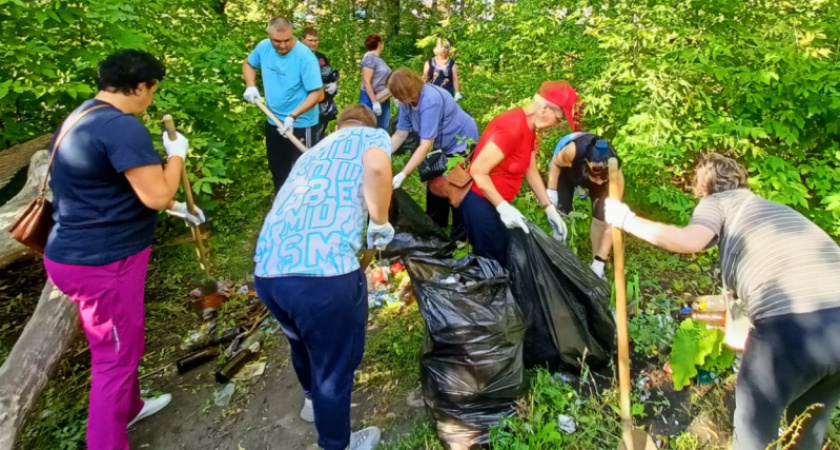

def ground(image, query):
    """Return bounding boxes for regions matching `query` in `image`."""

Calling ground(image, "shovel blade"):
[617,429,656,450]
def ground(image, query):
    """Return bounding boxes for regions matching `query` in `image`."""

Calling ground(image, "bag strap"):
[41,103,109,196]
[553,131,590,157]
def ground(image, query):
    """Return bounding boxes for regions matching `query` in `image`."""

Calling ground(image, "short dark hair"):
[302,27,318,38]
[97,50,165,95]
[364,34,382,51]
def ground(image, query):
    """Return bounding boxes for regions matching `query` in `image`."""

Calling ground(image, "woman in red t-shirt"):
[457,81,579,264]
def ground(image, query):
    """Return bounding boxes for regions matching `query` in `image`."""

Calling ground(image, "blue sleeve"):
[247,40,267,69]
[365,129,392,157]
[418,94,444,141]
[105,116,163,173]
[396,104,411,131]
[300,49,323,92]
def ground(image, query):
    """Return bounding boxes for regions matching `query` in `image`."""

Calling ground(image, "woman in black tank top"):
[422,39,462,101]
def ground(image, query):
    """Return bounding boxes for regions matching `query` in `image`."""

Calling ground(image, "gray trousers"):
[733,306,840,449]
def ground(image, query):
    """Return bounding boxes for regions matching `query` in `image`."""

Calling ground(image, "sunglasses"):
[585,161,609,182]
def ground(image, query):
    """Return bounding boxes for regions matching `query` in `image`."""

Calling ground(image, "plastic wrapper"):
[405,255,525,449]
[382,189,454,258]
[507,222,616,370]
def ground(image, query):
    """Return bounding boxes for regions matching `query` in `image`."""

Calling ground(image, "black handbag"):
[418,150,447,182]
[416,88,450,182]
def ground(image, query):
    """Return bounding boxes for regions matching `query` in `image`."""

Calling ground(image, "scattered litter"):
[553,373,576,384]
[214,382,235,406]
[406,385,425,408]
[663,361,672,375]
[233,360,267,381]
[237,285,250,296]
[558,414,576,434]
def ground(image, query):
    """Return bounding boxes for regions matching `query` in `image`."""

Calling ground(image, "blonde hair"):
[435,38,451,56]
[386,68,425,103]
[337,104,376,128]
[692,153,750,197]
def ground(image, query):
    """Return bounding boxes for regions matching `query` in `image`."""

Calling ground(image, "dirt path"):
[128,337,421,450]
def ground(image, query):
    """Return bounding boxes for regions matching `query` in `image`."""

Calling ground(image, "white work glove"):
[161,132,189,160]
[325,82,337,95]
[280,116,295,135]
[496,201,529,233]
[243,86,261,104]
[604,198,636,230]
[454,92,463,102]
[166,202,206,226]
[372,101,382,116]
[547,189,558,206]
[545,205,568,242]
[367,220,395,250]
[392,173,406,190]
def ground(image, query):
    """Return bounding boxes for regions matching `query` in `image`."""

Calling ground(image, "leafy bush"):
[669,319,735,390]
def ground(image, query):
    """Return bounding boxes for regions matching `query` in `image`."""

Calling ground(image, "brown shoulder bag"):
[8,104,107,254]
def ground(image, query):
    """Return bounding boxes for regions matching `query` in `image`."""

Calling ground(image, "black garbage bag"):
[389,114,420,156]
[382,189,454,258]
[405,255,525,449]
[507,222,616,370]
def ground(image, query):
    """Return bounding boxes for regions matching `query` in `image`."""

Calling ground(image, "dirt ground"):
[128,332,423,450]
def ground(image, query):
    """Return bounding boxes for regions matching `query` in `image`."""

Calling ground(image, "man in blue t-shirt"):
[254,105,394,450]
[242,17,325,194]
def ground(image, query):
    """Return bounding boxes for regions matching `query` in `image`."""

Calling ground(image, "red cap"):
[538,81,579,131]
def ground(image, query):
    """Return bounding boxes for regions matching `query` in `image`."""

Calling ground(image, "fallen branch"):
[0,281,78,450]
[0,150,50,270]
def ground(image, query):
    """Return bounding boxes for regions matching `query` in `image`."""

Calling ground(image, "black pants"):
[457,190,510,265]
[555,167,608,220]
[733,306,840,450]
[265,122,321,194]
[426,183,467,242]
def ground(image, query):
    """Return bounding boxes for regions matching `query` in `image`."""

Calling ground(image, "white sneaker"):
[348,426,381,450]
[300,397,314,423]
[590,259,605,278]
[128,393,172,428]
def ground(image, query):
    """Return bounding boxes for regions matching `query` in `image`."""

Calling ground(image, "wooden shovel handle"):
[253,101,308,153]
[610,157,635,450]
[162,115,210,275]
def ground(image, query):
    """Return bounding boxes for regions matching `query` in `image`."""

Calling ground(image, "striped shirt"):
[689,189,840,321]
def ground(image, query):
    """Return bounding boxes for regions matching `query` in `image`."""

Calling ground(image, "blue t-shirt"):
[45,99,164,266]
[396,84,479,155]
[254,126,392,277]
[247,39,323,128]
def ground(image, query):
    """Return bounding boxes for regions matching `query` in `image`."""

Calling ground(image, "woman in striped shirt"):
[605,153,840,450]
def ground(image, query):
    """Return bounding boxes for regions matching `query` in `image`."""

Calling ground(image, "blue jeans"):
[255,270,368,450]
[359,90,391,131]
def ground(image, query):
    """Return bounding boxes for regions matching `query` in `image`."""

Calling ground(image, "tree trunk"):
[0,282,78,450]
[385,0,400,38]
[0,150,50,269]
[0,134,50,192]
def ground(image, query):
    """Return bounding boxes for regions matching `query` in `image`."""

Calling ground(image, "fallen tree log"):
[0,281,78,450]
[0,150,49,270]
[0,134,51,192]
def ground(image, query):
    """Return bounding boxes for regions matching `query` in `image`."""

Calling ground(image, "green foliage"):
[379,421,444,450]
[669,319,735,391]
[490,369,622,449]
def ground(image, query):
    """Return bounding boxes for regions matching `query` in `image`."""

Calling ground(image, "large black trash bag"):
[382,189,454,258]
[405,255,525,449]
[507,222,616,370]
[389,114,420,155]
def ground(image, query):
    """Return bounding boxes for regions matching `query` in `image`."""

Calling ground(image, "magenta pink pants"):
[44,247,151,450]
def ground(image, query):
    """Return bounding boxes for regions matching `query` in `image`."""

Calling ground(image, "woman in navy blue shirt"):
[43,50,205,450]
